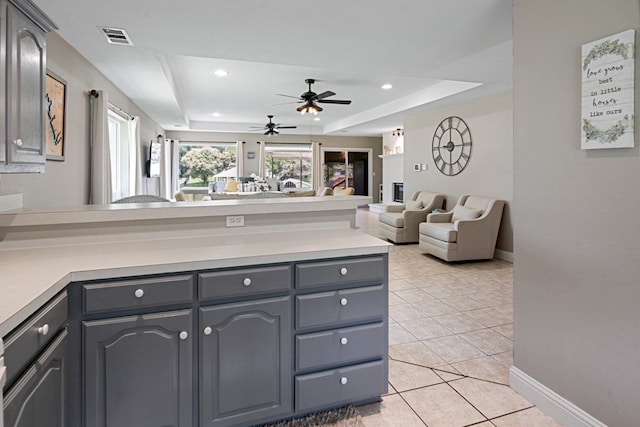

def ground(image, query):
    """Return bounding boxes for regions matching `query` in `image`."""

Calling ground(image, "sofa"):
[378,191,445,243]
[418,195,504,262]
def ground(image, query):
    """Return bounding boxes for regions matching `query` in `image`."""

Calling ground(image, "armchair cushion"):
[405,200,423,210]
[452,205,483,221]
[420,222,457,242]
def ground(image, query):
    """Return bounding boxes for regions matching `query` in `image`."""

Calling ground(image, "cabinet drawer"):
[4,291,67,390]
[83,274,194,314]
[198,265,291,302]
[296,322,386,371]
[295,360,387,412]
[296,285,386,330]
[295,256,385,289]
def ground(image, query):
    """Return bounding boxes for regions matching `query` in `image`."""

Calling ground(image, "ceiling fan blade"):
[315,90,336,100]
[276,126,297,129]
[276,94,302,99]
[272,101,302,106]
[318,99,352,105]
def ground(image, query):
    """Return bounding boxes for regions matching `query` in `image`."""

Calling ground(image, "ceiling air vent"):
[100,27,133,45]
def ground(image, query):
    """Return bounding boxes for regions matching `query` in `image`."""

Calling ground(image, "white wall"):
[403,90,513,254]
[513,1,639,426]
[0,32,164,209]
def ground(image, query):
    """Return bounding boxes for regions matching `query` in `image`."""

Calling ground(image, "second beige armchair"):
[378,191,445,243]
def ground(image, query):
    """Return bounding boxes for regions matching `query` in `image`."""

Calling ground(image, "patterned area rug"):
[257,405,365,427]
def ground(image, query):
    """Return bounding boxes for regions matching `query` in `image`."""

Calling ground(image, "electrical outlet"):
[226,215,245,227]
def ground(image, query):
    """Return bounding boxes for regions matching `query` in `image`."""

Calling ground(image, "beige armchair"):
[378,191,445,243]
[419,195,504,261]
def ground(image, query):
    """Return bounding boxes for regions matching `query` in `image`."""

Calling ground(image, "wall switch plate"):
[226,216,245,227]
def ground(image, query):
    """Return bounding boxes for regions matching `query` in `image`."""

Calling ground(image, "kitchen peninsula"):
[0,196,391,427]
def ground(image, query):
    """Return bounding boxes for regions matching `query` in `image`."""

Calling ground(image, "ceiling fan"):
[277,79,352,115]
[250,115,297,135]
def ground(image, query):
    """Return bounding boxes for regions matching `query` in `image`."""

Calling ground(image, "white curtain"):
[159,136,174,199]
[257,141,266,177]
[312,141,323,190]
[89,89,111,204]
[236,141,245,178]
[130,116,140,196]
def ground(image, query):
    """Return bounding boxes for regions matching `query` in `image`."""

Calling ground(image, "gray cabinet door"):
[5,2,45,169]
[0,1,6,165]
[200,297,291,427]
[83,310,193,427]
[3,328,67,427]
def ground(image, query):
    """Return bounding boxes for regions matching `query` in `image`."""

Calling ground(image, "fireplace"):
[393,182,404,203]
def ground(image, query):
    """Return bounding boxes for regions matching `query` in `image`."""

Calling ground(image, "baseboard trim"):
[494,249,513,263]
[510,366,607,427]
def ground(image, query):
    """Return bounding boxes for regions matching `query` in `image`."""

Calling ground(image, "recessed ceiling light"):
[381,83,393,90]
[214,69,228,77]
[313,117,321,121]
[212,112,221,117]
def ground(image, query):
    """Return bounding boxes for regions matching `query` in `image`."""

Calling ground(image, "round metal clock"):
[432,116,472,176]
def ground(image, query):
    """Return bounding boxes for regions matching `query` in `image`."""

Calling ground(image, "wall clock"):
[432,116,472,176]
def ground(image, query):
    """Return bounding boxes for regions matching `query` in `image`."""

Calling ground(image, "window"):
[177,142,236,200]
[264,143,312,189]
[108,109,135,201]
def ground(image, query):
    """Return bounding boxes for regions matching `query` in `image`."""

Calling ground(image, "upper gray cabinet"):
[0,0,56,173]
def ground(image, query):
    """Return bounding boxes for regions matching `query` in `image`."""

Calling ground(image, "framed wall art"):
[45,71,66,160]
[581,29,635,150]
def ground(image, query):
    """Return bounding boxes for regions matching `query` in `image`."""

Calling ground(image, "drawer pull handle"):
[37,324,49,336]
[340,298,348,306]
[243,278,252,287]
[340,267,348,276]
[134,289,144,298]
[340,337,348,345]
[179,331,188,340]
[340,377,348,385]
[203,327,213,336]
[13,138,23,147]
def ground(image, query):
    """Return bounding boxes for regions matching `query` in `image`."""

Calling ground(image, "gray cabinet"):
[70,254,387,426]
[293,256,388,412]
[0,0,54,174]
[200,296,291,427]
[3,329,67,427]
[83,309,193,427]
[2,291,68,427]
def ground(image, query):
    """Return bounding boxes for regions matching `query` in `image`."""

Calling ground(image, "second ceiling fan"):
[251,115,297,135]
[278,79,352,115]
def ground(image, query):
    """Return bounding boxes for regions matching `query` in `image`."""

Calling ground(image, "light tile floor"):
[354,208,561,427]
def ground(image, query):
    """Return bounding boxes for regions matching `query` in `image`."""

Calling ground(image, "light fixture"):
[313,117,321,121]
[381,83,393,90]
[212,112,221,117]
[392,128,404,137]
[297,101,323,115]
[213,69,228,77]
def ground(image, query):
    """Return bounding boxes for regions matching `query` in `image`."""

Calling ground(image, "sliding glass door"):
[322,149,372,196]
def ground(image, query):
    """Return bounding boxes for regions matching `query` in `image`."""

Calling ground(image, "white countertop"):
[0,226,390,337]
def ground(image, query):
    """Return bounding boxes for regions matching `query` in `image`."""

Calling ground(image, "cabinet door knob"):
[340,337,348,345]
[37,324,49,336]
[243,278,252,287]
[203,326,212,336]
[134,289,144,298]
[13,139,23,147]
[179,331,188,340]
[340,376,348,385]
[340,298,348,306]
[340,267,348,276]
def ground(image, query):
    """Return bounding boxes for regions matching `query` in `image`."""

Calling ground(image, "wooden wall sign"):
[581,29,635,149]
